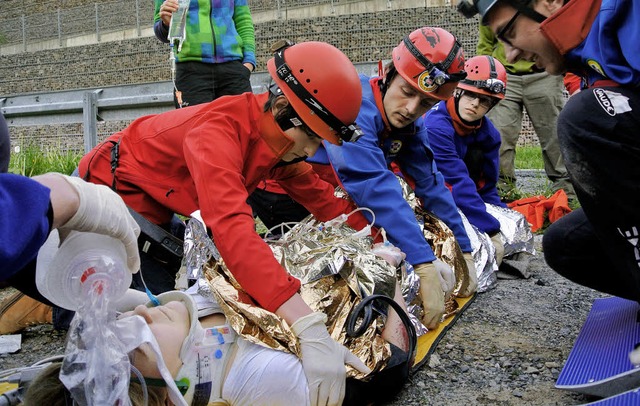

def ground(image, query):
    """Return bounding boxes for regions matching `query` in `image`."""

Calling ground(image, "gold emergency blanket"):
[195,216,395,377]
[396,177,471,318]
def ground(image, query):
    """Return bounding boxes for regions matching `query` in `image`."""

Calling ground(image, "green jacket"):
[154,0,256,67]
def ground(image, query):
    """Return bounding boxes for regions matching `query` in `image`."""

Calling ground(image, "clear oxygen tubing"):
[170,43,178,104]
[262,206,377,243]
[167,0,189,107]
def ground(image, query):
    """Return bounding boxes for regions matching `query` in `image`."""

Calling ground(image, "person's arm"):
[183,113,368,406]
[32,173,80,229]
[476,122,507,209]
[1,173,141,279]
[39,173,141,273]
[233,0,256,71]
[0,174,52,279]
[183,111,301,312]
[324,99,437,266]
[476,24,497,56]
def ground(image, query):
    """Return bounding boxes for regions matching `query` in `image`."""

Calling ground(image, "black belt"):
[128,207,184,268]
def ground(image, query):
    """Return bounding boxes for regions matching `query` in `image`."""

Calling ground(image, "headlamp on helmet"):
[463,78,506,95]
[402,36,467,93]
[458,55,507,100]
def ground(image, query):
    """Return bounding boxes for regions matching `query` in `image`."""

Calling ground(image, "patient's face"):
[121,301,191,377]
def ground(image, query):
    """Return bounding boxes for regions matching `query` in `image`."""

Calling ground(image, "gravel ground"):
[388,234,604,406]
[1,171,604,405]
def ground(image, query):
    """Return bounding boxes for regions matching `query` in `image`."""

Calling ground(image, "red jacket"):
[79,92,367,312]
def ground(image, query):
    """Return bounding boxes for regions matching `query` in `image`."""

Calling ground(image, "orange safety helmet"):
[267,40,363,145]
[458,55,507,100]
[391,27,467,101]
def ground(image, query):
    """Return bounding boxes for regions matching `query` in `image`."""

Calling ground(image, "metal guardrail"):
[1,62,378,153]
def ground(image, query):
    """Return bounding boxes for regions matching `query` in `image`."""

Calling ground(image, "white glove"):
[291,312,371,406]
[460,252,478,297]
[57,175,141,274]
[371,242,406,268]
[490,232,505,266]
[414,262,446,329]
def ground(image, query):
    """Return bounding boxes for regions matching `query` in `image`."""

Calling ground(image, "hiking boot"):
[0,291,52,334]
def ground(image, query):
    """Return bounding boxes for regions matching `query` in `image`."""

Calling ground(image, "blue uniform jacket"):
[545,0,639,89]
[425,101,504,235]
[1,174,52,280]
[309,75,471,266]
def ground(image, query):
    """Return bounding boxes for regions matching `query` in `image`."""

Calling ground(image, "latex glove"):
[414,262,446,329]
[57,175,141,274]
[372,242,406,268]
[291,312,371,406]
[490,232,505,266]
[460,252,478,297]
[434,258,456,297]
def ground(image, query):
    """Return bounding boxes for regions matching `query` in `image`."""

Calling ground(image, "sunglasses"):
[496,11,521,46]
[460,90,496,109]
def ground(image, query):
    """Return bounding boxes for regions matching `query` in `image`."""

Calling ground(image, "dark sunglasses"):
[496,11,521,46]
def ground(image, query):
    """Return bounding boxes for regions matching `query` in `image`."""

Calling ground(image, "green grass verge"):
[9,142,83,177]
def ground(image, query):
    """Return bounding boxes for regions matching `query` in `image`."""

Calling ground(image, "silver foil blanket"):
[186,215,400,377]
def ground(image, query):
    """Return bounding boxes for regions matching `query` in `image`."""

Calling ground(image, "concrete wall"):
[1,0,543,151]
[1,5,480,95]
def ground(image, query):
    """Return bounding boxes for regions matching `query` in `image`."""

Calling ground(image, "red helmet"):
[458,55,507,100]
[391,27,467,101]
[267,41,363,145]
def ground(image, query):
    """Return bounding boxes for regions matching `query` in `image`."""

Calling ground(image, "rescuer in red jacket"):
[78,41,371,406]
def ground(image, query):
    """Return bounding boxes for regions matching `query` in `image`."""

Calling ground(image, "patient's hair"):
[22,362,167,406]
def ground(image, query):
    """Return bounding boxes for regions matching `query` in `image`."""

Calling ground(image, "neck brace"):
[146,291,237,406]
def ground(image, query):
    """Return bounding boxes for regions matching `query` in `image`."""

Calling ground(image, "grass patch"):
[9,142,83,177]
[515,146,544,170]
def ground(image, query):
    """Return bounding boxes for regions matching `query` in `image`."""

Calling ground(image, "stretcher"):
[412,294,476,371]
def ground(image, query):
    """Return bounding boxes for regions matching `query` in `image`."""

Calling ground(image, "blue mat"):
[583,388,640,405]
[556,296,640,398]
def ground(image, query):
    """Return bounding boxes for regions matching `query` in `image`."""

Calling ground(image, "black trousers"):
[543,86,640,302]
[247,188,310,235]
[174,60,252,107]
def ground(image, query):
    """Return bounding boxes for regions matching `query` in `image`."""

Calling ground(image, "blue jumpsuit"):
[425,99,505,235]
[310,75,471,266]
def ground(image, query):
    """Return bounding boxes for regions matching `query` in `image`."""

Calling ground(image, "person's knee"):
[542,221,566,272]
